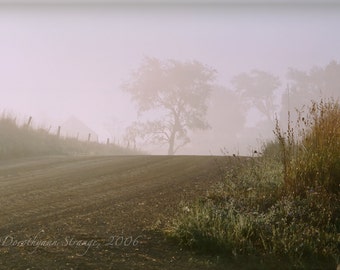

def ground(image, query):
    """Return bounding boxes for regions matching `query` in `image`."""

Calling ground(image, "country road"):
[0,155,227,270]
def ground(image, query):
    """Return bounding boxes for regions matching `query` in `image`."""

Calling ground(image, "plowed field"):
[0,155,226,270]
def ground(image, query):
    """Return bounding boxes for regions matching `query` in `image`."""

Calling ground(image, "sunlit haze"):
[1,2,340,155]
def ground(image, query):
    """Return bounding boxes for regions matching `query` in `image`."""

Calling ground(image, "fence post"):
[57,126,61,138]
[27,116,32,127]
[88,133,91,142]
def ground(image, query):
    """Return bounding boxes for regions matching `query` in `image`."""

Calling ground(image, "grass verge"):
[167,99,340,269]
[0,114,138,159]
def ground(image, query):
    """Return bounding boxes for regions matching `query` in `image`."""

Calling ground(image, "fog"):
[1,2,340,155]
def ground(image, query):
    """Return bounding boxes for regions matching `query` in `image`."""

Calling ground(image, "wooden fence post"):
[27,116,32,127]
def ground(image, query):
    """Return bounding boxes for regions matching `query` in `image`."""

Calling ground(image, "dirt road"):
[0,155,226,269]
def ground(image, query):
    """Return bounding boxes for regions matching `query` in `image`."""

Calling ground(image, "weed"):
[274,98,340,194]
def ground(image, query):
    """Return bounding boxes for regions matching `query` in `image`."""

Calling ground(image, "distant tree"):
[281,60,340,121]
[202,85,246,153]
[232,70,281,123]
[123,123,139,150]
[123,57,216,155]
[289,60,340,97]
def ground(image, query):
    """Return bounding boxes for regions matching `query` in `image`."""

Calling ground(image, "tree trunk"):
[168,111,180,155]
[168,131,176,155]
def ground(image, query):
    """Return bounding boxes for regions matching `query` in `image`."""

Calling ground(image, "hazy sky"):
[1,2,340,153]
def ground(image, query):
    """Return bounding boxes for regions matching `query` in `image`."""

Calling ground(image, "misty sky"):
[1,3,340,153]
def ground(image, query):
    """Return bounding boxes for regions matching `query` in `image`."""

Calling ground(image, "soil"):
[0,155,231,270]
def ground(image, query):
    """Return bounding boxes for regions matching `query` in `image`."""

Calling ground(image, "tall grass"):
[275,99,340,194]
[168,99,340,269]
[0,114,136,159]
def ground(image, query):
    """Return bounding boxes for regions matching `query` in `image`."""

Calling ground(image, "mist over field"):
[0,3,339,269]
[1,2,340,155]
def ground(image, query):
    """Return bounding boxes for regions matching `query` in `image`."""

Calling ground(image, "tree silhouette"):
[232,70,281,123]
[123,57,216,155]
[280,60,340,125]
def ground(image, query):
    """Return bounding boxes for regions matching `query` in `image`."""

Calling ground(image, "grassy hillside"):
[168,99,339,269]
[0,115,137,159]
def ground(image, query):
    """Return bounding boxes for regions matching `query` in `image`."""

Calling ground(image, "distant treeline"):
[0,115,139,159]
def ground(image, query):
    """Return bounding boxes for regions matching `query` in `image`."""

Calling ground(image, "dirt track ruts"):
[0,155,226,270]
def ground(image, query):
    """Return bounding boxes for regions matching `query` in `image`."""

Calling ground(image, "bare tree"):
[123,57,216,155]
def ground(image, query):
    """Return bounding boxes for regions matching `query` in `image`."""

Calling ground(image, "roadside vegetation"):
[0,114,137,159]
[168,99,339,269]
